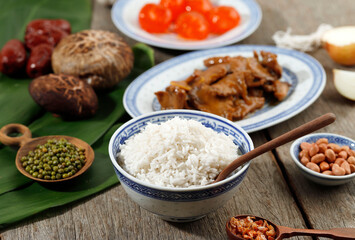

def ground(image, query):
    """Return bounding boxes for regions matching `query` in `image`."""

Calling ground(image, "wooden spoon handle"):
[0,123,32,147]
[278,226,355,240]
[215,113,336,182]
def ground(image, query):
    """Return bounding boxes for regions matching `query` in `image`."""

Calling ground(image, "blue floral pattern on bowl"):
[114,168,248,201]
[109,110,252,200]
[108,110,254,221]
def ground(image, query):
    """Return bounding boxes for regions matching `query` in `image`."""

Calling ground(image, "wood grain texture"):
[263,0,355,232]
[1,0,355,239]
[216,113,335,182]
[1,132,306,239]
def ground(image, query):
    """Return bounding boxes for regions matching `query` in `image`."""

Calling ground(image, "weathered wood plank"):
[263,0,355,231]
[1,132,307,239]
[2,0,355,239]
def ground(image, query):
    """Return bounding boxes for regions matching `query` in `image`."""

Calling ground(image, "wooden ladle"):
[0,123,94,183]
[226,215,355,240]
[215,113,336,182]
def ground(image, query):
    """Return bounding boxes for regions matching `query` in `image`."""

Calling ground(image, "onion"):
[333,69,355,101]
[322,26,355,66]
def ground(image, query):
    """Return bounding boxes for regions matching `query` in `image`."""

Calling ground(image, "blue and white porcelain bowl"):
[108,110,253,222]
[290,133,355,186]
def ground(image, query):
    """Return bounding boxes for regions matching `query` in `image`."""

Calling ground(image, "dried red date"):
[25,19,51,34]
[25,31,54,50]
[1,19,71,78]
[26,19,71,34]
[50,19,71,34]
[0,39,27,76]
[26,44,53,78]
[25,19,70,50]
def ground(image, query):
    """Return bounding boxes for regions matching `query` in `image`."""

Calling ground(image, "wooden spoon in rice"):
[214,113,336,183]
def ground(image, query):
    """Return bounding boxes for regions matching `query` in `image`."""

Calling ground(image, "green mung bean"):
[21,138,86,180]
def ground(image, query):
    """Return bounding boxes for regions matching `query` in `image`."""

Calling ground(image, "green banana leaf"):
[0,43,154,195]
[27,42,155,144]
[0,78,41,127]
[0,0,92,47]
[0,0,92,126]
[0,0,93,193]
[0,123,121,228]
[0,147,33,194]
[0,0,155,227]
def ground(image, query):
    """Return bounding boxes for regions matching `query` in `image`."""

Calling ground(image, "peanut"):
[335,158,346,166]
[348,156,355,165]
[300,142,312,151]
[341,161,351,175]
[322,170,333,175]
[350,164,355,173]
[309,144,319,157]
[325,149,336,162]
[347,150,354,158]
[332,164,346,176]
[306,162,320,173]
[340,145,350,152]
[298,140,355,176]
[318,143,327,153]
[299,150,310,160]
[311,153,325,164]
[300,157,310,166]
[327,143,341,153]
[338,151,348,160]
[319,161,330,172]
[316,138,328,145]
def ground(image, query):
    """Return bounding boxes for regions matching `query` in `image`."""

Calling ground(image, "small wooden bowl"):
[0,123,94,183]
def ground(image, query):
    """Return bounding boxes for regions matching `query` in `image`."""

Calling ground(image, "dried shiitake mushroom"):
[29,74,98,118]
[51,29,134,90]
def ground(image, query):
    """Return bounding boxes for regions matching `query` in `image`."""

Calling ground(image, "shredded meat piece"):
[262,80,275,92]
[260,51,282,78]
[209,72,249,101]
[155,86,188,109]
[273,80,290,101]
[194,63,230,85]
[203,56,232,67]
[231,97,265,120]
[154,51,290,121]
[248,87,264,97]
[189,85,236,119]
[247,57,276,82]
[230,56,250,72]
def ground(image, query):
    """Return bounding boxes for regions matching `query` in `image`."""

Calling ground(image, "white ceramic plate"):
[111,0,262,50]
[123,45,326,133]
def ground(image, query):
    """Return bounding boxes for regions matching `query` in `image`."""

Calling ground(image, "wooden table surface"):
[1,0,355,239]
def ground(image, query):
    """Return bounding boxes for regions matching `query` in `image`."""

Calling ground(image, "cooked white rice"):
[117,117,239,188]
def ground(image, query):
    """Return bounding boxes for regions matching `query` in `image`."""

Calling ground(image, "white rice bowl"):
[117,117,239,188]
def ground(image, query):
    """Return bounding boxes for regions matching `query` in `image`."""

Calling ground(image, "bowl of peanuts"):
[290,133,355,186]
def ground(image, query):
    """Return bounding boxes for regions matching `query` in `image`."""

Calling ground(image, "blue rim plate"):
[111,0,262,50]
[123,45,326,133]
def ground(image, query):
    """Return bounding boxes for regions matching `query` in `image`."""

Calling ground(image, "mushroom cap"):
[29,74,98,118]
[52,30,134,90]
